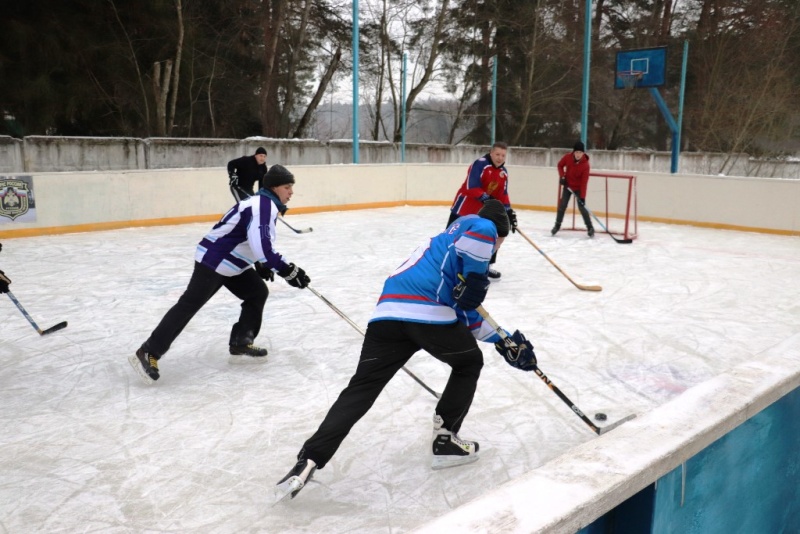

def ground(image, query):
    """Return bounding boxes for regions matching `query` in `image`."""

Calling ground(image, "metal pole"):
[491,55,497,145]
[580,0,592,146]
[401,51,407,163]
[352,0,360,164]
[674,40,689,174]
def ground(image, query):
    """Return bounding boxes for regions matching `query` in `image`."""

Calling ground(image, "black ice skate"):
[228,344,268,364]
[551,223,561,236]
[487,268,502,280]
[431,414,480,470]
[274,458,317,503]
[587,226,595,237]
[128,348,159,385]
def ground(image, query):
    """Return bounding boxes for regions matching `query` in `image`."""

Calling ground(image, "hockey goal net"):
[559,172,638,241]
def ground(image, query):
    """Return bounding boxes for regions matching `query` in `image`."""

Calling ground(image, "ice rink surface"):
[1,206,798,533]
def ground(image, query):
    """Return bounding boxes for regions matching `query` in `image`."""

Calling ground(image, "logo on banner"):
[0,178,30,221]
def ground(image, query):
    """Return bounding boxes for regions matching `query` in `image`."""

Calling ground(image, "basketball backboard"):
[615,46,667,89]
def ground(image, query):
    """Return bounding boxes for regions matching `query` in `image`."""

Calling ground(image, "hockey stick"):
[278,216,313,234]
[306,285,441,399]
[475,305,635,435]
[5,291,68,335]
[516,228,602,292]
[566,187,633,244]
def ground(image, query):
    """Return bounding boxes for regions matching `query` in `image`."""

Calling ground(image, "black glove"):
[495,330,537,371]
[254,262,274,282]
[229,173,239,186]
[0,269,10,294]
[559,176,566,186]
[507,208,517,233]
[452,272,489,311]
[0,242,3,253]
[278,262,310,289]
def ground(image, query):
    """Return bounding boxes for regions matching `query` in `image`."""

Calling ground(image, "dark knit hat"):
[573,141,585,152]
[263,164,295,188]
[478,199,510,237]
[255,147,267,155]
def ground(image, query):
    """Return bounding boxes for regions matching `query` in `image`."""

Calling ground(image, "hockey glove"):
[452,272,490,311]
[0,269,10,294]
[495,330,537,371]
[254,262,274,282]
[559,176,567,186]
[507,208,518,233]
[278,263,310,289]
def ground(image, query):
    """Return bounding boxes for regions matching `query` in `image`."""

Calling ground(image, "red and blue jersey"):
[370,214,502,343]
[450,154,511,217]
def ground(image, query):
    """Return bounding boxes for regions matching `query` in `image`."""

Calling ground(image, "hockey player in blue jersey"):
[275,199,537,502]
[129,165,311,385]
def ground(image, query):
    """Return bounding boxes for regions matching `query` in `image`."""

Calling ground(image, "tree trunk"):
[293,46,343,138]
[260,0,287,135]
[152,59,173,136]
[167,0,184,136]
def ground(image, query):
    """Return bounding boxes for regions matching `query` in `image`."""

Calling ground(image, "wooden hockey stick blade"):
[40,321,68,335]
[596,413,637,435]
[278,217,313,233]
[517,229,602,291]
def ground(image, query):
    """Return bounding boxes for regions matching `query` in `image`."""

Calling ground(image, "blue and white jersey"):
[370,214,502,343]
[194,191,290,276]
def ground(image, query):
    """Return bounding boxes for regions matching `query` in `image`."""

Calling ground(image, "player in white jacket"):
[129,165,310,385]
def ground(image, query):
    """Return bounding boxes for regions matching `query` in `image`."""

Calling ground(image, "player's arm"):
[464,162,492,202]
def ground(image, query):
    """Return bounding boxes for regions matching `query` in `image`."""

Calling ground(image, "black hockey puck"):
[594,412,607,422]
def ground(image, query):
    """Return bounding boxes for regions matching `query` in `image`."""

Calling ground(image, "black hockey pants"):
[144,262,267,357]
[299,319,484,469]
[555,188,593,229]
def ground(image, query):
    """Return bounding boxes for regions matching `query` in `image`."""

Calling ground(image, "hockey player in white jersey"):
[129,164,310,385]
[275,199,537,502]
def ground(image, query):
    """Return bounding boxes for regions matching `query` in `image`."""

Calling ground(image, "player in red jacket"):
[552,141,594,237]
[447,142,517,279]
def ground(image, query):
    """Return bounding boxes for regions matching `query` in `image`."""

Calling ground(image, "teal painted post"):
[352,0,360,163]
[580,0,592,146]
[401,52,407,163]
[673,40,689,174]
[491,56,497,145]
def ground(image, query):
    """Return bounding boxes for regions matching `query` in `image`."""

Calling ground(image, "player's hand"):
[278,263,310,289]
[0,269,11,294]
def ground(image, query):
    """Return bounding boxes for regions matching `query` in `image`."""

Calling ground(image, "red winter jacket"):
[557,152,591,199]
[449,154,510,216]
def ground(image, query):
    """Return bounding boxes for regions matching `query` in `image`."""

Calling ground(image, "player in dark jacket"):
[552,141,594,237]
[227,147,268,201]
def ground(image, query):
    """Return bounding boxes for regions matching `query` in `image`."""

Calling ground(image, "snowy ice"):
[1,206,798,532]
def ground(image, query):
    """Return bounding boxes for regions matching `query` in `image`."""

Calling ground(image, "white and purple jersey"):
[195,192,290,276]
[370,214,502,343]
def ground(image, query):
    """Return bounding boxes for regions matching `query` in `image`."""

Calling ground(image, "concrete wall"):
[1,164,799,239]
[2,136,799,179]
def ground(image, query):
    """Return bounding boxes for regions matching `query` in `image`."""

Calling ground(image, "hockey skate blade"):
[273,477,304,504]
[127,354,156,386]
[596,414,636,435]
[431,453,480,471]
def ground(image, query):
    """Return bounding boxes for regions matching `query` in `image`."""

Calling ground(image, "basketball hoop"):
[617,70,643,89]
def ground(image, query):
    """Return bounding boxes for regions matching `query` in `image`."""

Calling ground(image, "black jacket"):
[227,155,267,194]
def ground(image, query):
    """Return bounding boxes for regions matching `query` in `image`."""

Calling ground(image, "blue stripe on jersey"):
[370,214,499,334]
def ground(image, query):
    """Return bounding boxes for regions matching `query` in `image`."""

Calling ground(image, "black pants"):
[144,262,268,356]
[555,188,593,229]
[299,319,484,469]
[447,211,497,265]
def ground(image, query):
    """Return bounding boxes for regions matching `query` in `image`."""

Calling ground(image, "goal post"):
[559,172,638,241]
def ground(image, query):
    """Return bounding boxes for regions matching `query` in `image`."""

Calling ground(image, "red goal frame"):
[557,172,638,241]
